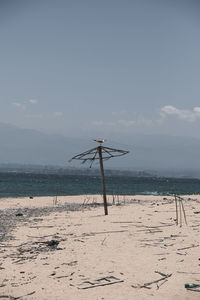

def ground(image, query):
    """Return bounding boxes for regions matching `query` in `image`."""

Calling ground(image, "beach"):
[1,195,200,299]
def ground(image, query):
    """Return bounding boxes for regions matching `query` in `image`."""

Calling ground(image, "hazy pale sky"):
[1,0,200,138]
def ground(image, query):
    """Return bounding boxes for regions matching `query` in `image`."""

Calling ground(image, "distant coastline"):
[1,163,200,179]
[0,163,154,178]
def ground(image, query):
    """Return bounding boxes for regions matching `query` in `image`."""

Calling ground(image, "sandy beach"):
[1,194,200,299]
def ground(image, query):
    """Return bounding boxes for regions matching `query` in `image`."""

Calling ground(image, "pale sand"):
[0,195,200,299]
[0,194,198,210]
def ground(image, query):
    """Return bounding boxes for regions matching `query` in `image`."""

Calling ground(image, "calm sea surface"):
[0,173,200,198]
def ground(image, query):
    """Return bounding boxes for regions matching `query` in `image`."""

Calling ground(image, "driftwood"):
[81,230,128,237]
[140,273,172,287]
[145,230,163,234]
[112,221,135,224]
[154,253,170,255]
[177,245,199,251]
[136,224,173,228]
[7,239,63,264]
[0,245,18,248]
[136,228,163,232]
[141,243,159,247]
[73,275,124,289]
[159,222,174,226]
[54,275,70,279]
[132,271,172,289]
[27,234,58,238]
[0,291,35,299]
[177,271,200,275]
[176,252,187,255]
[29,225,54,228]
[61,261,77,266]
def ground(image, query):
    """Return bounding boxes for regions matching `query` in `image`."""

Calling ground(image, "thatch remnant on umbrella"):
[69,140,129,215]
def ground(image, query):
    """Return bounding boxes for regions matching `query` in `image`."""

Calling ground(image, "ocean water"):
[0,172,200,198]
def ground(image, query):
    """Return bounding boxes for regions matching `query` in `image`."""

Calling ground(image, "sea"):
[0,172,200,198]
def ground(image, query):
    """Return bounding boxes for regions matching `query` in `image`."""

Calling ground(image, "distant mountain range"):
[1,122,200,177]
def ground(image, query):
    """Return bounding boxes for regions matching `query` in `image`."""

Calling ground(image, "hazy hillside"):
[0,123,89,165]
[1,122,200,174]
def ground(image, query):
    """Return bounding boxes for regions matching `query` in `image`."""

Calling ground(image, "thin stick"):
[139,273,172,288]
[181,200,187,225]
[101,236,107,245]
[157,279,168,289]
[175,195,178,225]
[179,199,182,227]
[80,230,128,237]
[177,244,199,251]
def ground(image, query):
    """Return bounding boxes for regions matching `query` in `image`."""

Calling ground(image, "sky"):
[1,0,200,139]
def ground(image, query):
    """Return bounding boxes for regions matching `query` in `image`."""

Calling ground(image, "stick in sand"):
[174,194,178,225]
[180,199,187,225]
[179,198,182,227]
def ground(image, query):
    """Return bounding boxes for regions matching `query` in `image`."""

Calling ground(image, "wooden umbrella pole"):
[98,146,108,215]
[69,141,129,216]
